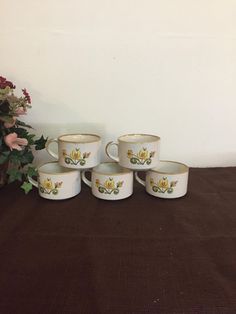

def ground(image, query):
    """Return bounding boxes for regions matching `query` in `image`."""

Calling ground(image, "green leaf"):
[21,150,34,165]
[7,168,22,183]
[0,151,10,164]
[21,181,33,194]
[8,151,21,166]
[15,120,33,129]
[25,133,36,145]
[34,135,47,150]
[13,127,29,138]
[27,166,38,178]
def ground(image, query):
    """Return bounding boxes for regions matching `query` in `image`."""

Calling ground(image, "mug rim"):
[118,133,160,143]
[38,161,79,175]
[150,160,189,175]
[58,133,101,143]
[93,162,132,176]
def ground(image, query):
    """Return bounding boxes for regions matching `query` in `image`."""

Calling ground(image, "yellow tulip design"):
[39,179,63,195]
[138,148,149,160]
[43,178,53,190]
[70,149,81,161]
[104,178,115,190]
[96,177,123,195]
[127,147,155,165]
[63,148,91,166]
[158,177,169,189]
[150,177,177,194]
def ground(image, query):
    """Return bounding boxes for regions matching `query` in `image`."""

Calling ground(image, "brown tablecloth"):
[0,167,236,314]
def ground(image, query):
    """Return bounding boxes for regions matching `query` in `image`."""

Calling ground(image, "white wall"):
[1,0,236,167]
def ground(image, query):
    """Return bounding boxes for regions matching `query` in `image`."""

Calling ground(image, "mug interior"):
[152,161,188,174]
[59,134,100,143]
[93,162,131,175]
[39,162,76,174]
[119,134,160,143]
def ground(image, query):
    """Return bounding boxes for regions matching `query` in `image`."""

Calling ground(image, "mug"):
[135,160,189,199]
[105,134,160,170]
[46,133,101,169]
[82,162,133,200]
[28,161,81,200]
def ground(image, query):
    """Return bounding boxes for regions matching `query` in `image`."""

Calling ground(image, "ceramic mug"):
[28,161,81,200]
[46,133,101,169]
[82,162,133,200]
[105,133,161,170]
[135,160,189,199]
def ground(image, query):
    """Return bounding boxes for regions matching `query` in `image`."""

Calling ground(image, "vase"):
[0,162,8,188]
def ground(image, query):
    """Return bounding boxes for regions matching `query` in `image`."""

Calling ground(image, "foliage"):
[0,76,47,193]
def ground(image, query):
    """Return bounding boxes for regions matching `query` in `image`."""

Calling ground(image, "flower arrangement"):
[0,75,47,193]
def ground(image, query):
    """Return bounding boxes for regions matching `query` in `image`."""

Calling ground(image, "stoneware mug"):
[28,161,81,200]
[82,162,133,200]
[135,160,189,199]
[46,133,101,169]
[105,133,161,170]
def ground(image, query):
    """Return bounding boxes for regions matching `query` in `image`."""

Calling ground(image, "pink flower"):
[0,76,15,89]
[22,88,31,104]
[15,107,26,115]
[4,117,17,128]
[4,132,28,151]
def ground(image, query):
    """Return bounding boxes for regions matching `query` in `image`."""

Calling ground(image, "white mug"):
[82,162,133,200]
[105,133,161,170]
[46,133,101,169]
[28,162,81,200]
[135,160,189,199]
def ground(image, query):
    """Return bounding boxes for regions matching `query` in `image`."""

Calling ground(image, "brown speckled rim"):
[58,133,101,143]
[92,162,132,176]
[150,160,189,175]
[118,133,160,143]
[38,161,80,175]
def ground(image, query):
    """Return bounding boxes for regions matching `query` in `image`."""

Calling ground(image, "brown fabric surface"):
[0,167,236,314]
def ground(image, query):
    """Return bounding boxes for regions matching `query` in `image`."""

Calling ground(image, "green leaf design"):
[21,181,33,194]
[34,135,47,150]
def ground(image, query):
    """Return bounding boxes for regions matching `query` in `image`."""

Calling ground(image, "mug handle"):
[82,170,92,188]
[28,174,38,188]
[46,138,59,159]
[105,141,119,162]
[134,171,146,187]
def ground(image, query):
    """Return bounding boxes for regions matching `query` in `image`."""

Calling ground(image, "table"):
[0,167,236,313]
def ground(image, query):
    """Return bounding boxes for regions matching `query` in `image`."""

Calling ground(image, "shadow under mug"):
[46,133,101,169]
[105,133,160,170]
[28,161,81,200]
[82,162,133,200]
[135,160,189,199]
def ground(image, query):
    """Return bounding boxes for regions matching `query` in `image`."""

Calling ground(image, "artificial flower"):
[4,132,28,151]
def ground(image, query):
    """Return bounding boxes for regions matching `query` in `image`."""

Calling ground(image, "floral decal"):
[127,148,155,165]
[39,178,63,195]
[63,148,91,166]
[150,177,178,194]
[95,178,124,195]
